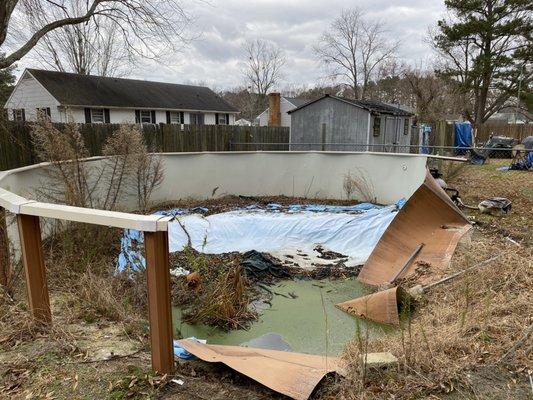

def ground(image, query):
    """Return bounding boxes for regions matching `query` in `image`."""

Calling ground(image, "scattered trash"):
[185,272,201,289]
[506,237,520,246]
[362,352,398,369]
[171,378,184,385]
[173,337,206,360]
[241,250,291,280]
[176,339,344,400]
[240,333,292,352]
[170,266,189,277]
[478,197,511,216]
[335,287,411,326]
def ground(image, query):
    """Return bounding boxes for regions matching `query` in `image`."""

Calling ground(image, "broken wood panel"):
[178,339,343,400]
[358,171,471,286]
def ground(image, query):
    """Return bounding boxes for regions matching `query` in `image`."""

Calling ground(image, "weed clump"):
[171,248,258,330]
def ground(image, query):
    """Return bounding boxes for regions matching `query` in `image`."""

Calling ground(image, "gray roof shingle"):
[27,69,238,112]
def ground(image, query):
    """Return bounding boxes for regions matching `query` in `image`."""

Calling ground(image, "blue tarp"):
[115,200,405,274]
[420,125,432,154]
[454,122,473,154]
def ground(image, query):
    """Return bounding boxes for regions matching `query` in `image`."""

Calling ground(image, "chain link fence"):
[228,141,522,161]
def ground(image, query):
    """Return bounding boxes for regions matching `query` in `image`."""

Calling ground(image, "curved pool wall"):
[0,151,429,256]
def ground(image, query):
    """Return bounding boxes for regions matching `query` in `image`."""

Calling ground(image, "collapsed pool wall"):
[358,170,472,286]
[0,151,429,257]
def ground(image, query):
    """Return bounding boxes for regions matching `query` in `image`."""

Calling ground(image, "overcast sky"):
[17,0,446,90]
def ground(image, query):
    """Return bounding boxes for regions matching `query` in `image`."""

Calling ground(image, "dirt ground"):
[1,159,531,399]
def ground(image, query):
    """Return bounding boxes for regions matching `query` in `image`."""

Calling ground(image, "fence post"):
[144,230,174,374]
[17,214,51,324]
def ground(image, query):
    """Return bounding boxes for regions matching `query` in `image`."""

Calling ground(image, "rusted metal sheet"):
[358,171,471,286]
[177,339,344,400]
[335,287,409,326]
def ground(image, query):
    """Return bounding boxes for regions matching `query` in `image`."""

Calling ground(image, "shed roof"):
[288,94,414,117]
[284,97,309,107]
[26,69,238,112]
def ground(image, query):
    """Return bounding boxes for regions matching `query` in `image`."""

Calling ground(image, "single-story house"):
[288,94,415,151]
[5,69,239,125]
[256,93,308,127]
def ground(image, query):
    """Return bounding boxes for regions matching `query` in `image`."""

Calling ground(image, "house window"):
[373,116,381,137]
[91,108,105,123]
[170,112,181,124]
[140,111,152,123]
[403,118,409,135]
[36,107,51,120]
[217,113,227,125]
[13,109,25,121]
[190,113,204,125]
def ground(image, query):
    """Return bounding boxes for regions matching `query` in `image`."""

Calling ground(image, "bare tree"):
[243,39,285,96]
[33,13,130,76]
[315,8,398,99]
[403,65,465,122]
[0,0,191,70]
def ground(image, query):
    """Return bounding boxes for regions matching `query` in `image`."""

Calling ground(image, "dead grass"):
[340,160,532,399]
[447,159,533,244]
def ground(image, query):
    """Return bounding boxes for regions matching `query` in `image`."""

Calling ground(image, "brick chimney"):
[268,92,281,127]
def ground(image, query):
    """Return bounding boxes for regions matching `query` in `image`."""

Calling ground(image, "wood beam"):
[144,230,174,374]
[17,214,51,324]
[0,207,10,289]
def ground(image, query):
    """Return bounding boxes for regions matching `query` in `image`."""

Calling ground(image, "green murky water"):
[172,278,391,355]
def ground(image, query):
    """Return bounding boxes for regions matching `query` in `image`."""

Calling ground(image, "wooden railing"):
[0,187,175,373]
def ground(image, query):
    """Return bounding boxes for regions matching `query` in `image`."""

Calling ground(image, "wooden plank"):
[0,208,10,288]
[17,214,51,324]
[144,230,174,374]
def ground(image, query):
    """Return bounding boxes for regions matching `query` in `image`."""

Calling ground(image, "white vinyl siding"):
[258,97,299,128]
[5,72,60,121]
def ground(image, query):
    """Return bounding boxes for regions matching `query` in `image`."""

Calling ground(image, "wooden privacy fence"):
[0,122,289,171]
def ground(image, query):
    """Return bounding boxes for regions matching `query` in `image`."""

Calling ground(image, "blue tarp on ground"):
[115,200,405,274]
[454,122,473,154]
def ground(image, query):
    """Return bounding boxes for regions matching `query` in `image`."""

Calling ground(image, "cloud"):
[15,0,446,90]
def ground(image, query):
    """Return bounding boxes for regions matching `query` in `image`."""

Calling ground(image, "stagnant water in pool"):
[172,278,391,355]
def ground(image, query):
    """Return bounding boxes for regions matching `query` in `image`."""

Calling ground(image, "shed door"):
[384,117,397,152]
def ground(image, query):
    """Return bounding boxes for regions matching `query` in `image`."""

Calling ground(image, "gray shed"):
[288,94,414,152]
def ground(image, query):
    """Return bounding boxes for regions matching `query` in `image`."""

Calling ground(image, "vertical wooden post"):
[144,230,174,374]
[17,214,51,324]
[0,207,11,290]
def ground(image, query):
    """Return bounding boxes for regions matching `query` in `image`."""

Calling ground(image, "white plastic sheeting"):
[168,206,398,268]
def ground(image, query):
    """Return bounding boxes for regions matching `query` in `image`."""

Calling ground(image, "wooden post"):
[0,207,10,290]
[17,214,51,324]
[144,230,174,374]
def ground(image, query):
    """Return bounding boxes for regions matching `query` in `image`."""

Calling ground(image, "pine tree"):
[434,0,532,125]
